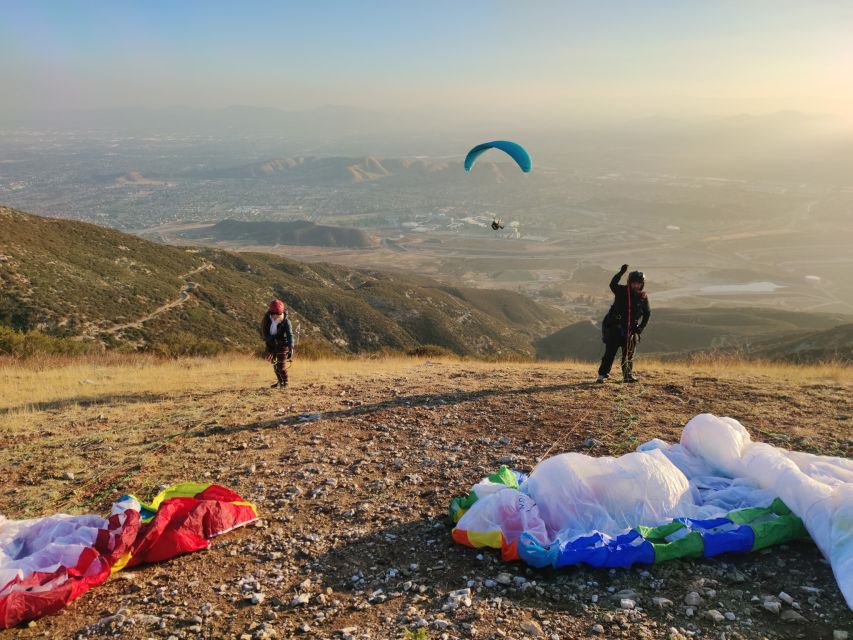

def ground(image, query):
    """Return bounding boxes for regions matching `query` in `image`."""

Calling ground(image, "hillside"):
[536,308,853,362]
[749,323,853,363]
[0,207,567,356]
[178,219,379,249]
[0,356,850,638]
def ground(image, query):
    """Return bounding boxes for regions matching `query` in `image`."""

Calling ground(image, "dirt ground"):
[1,356,851,639]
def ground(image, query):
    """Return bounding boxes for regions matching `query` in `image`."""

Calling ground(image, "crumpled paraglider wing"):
[449,413,853,600]
[0,483,257,629]
[464,141,532,173]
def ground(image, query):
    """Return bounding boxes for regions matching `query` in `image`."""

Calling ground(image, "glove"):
[620,264,629,273]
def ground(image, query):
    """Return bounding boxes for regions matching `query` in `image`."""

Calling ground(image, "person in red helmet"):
[597,265,651,383]
[259,299,293,388]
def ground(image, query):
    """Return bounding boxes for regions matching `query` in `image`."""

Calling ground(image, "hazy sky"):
[3,1,853,125]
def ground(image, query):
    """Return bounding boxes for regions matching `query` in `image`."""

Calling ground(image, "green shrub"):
[406,344,455,358]
[0,326,96,357]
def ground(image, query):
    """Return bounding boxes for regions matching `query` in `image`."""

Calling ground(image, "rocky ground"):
[1,358,851,639]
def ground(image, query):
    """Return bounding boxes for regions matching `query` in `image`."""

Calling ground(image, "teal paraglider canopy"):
[464,140,532,173]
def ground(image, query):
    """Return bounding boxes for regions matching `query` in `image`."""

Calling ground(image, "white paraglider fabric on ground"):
[454,413,853,608]
[0,513,108,594]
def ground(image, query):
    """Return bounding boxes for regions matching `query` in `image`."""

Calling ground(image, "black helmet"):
[628,271,645,288]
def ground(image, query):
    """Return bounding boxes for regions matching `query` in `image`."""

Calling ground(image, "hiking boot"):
[596,375,607,384]
[270,382,281,389]
[623,374,639,383]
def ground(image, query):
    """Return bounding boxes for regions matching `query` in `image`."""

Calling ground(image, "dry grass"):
[2,353,852,638]
[2,354,850,424]
[0,354,433,424]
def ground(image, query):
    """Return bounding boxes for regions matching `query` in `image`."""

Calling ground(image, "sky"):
[3,1,853,127]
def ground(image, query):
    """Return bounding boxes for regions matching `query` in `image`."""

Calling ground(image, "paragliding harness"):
[269,320,301,374]
[283,321,301,372]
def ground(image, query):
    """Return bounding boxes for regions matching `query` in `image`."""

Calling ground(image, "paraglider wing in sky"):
[464,140,532,173]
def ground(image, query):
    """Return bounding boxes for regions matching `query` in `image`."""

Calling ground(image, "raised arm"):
[610,264,629,293]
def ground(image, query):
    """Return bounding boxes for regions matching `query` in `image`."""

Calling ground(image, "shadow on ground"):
[198,382,601,438]
[0,392,169,415]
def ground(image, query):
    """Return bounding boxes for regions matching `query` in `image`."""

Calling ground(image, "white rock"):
[520,620,543,637]
[652,597,673,608]
[684,591,703,606]
[290,593,310,606]
[778,591,794,605]
[833,631,849,640]
[704,609,725,624]
[763,600,781,615]
[620,598,635,610]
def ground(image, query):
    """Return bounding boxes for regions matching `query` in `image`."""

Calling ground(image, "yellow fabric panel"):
[110,551,133,574]
[233,500,259,514]
[466,529,503,549]
[132,481,211,513]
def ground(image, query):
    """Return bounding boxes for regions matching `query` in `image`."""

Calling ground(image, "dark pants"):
[268,342,290,384]
[598,330,637,378]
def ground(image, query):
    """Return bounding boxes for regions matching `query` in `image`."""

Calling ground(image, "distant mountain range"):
[0,207,567,357]
[2,105,384,138]
[178,219,378,249]
[199,155,517,186]
[5,106,851,182]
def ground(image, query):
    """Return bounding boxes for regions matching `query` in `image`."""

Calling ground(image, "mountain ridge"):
[0,206,567,357]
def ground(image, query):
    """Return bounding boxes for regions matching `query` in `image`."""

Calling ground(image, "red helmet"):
[268,299,285,314]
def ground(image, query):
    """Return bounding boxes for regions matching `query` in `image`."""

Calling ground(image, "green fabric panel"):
[449,466,519,522]
[448,492,479,522]
[651,531,704,563]
[488,466,519,489]
[726,499,791,525]
[638,521,686,541]
[769,498,793,516]
[750,514,810,551]
[727,505,770,525]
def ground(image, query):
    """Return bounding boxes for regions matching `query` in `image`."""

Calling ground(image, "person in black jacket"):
[259,299,293,388]
[597,265,651,383]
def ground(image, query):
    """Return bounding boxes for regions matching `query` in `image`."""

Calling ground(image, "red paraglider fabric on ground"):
[0,484,257,629]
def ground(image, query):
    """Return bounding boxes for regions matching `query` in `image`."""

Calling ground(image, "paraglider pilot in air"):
[260,299,293,388]
[597,265,650,384]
